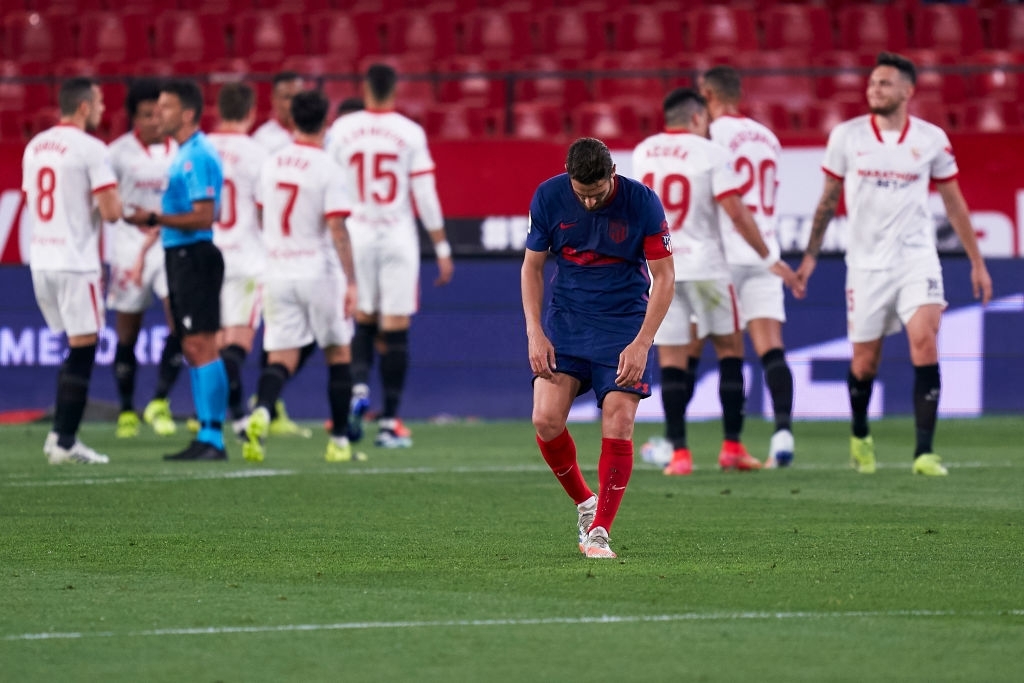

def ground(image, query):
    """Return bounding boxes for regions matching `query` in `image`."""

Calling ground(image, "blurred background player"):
[524,137,674,558]
[797,52,992,477]
[700,66,797,468]
[106,77,183,439]
[23,77,122,464]
[251,70,310,437]
[125,79,227,461]
[253,71,303,153]
[632,89,802,477]
[244,90,362,464]
[335,97,364,121]
[326,63,454,448]
[209,82,267,438]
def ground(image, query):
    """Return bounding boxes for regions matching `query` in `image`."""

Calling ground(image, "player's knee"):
[532,411,566,441]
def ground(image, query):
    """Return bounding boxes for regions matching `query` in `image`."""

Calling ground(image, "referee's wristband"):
[146,212,158,227]
[434,240,452,259]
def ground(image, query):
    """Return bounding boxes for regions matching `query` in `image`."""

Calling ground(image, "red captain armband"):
[644,225,673,260]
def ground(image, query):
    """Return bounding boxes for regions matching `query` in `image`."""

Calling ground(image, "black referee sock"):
[153,333,182,401]
[761,347,793,432]
[220,344,248,420]
[660,366,695,450]
[848,371,875,439]
[913,364,941,457]
[114,342,137,413]
[719,357,745,442]
[380,330,409,419]
[54,345,97,449]
[328,363,353,438]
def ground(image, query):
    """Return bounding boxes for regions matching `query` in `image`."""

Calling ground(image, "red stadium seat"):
[512,55,591,107]
[806,98,865,137]
[898,50,967,103]
[75,11,151,66]
[27,107,61,138]
[609,6,685,58]
[0,61,27,112]
[962,101,1021,133]
[512,101,566,139]
[436,56,506,108]
[154,12,229,68]
[387,10,459,59]
[232,11,305,69]
[912,4,983,56]
[571,101,640,145]
[462,9,536,61]
[908,97,956,130]
[970,51,1023,102]
[591,53,666,103]
[836,5,908,55]
[307,11,382,63]
[761,4,833,55]
[3,12,75,65]
[736,52,815,112]
[989,5,1024,52]
[538,9,609,60]
[814,51,872,100]
[424,104,505,140]
[689,6,757,56]
[743,101,795,133]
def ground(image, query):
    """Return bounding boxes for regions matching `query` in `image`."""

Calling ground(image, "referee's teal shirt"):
[161,131,223,248]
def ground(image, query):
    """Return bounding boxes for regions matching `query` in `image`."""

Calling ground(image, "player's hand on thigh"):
[528,332,557,379]
[616,340,649,387]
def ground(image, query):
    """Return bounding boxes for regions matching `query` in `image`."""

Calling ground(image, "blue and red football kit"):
[526,173,671,403]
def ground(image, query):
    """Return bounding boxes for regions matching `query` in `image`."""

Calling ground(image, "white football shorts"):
[32,269,105,337]
[220,275,262,329]
[262,276,353,352]
[846,256,947,343]
[351,232,420,317]
[106,240,168,313]
[655,278,742,346]
[730,264,786,326]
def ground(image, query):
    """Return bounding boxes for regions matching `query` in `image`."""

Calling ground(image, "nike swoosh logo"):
[556,467,573,477]
[559,221,577,230]
[610,485,626,491]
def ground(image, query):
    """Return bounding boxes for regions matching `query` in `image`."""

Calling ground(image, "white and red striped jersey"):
[632,131,744,280]
[710,115,782,266]
[823,115,958,269]
[252,118,293,153]
[325,109,440,242]
[107,131,176,258]
[22,124,117,272]
[209,132,268,278]
[257,141,350,280]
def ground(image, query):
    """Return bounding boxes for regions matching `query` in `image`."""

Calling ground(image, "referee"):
[126,79,228,461]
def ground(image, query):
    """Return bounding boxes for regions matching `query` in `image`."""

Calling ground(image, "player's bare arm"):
[719,193,805,298]
[935,179,993,305]
[95,186,123,223]
[522,248,556,379]
[616,254,674,387]
[124,199,216,231]
[126,227,160,286]
[427,227,454,286]
[797,174,843,285]
[328,215,359,318]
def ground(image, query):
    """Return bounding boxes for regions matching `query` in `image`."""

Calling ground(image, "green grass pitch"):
[1,416,1022,682]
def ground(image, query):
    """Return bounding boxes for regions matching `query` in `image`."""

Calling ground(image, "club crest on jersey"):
[662,232,672,254]
[608,219,628,243]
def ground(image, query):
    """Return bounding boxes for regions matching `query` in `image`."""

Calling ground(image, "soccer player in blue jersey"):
[522,137,675,559]
[126,79,228,461]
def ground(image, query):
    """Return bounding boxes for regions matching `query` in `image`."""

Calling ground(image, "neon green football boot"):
[912,453,948,476]
[850,435,876,474]
[115,411,140,438]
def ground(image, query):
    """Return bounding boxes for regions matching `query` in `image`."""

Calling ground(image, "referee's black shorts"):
[165,241,224,336]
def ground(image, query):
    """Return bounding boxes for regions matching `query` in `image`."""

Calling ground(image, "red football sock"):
[537,429,593,505]
[592,438,634,534]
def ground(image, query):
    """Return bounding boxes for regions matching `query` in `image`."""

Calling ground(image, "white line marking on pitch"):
[3,460,1015,488]
[4,609,1022,642]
